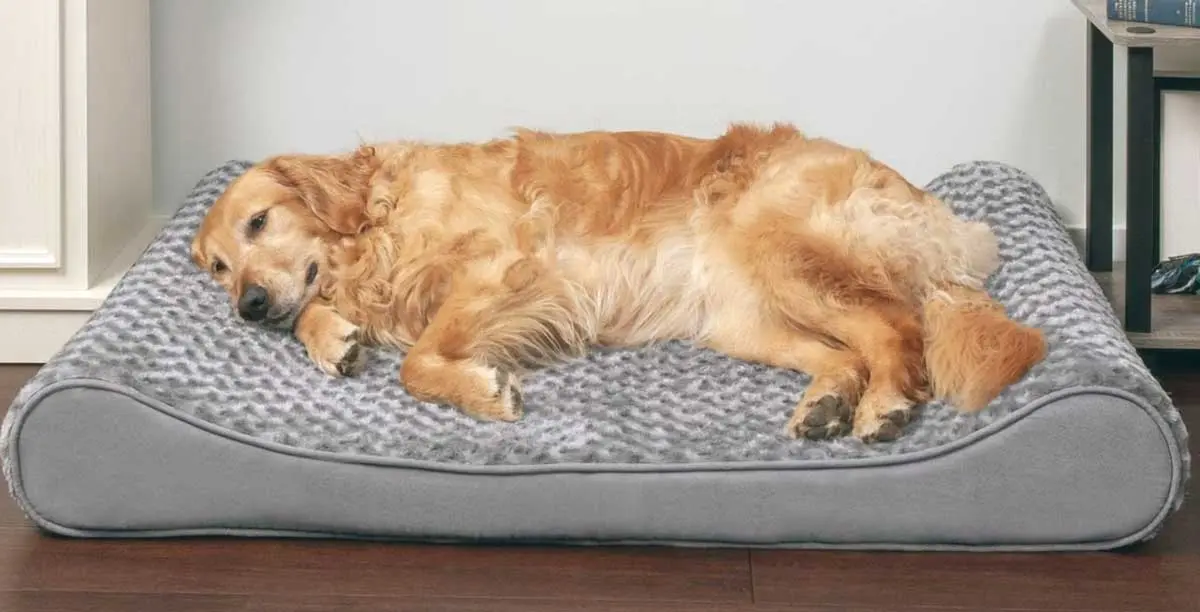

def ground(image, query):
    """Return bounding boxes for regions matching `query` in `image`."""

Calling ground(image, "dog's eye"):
[211,259,227,274]
[248,210,268,236]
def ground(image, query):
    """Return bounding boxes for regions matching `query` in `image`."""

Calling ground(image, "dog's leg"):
[782,296,924,443]
[294,299,366,377]
[817,307,925,442]
[737,227,927,443]
[399,256,589,421]
[705,320,867,440]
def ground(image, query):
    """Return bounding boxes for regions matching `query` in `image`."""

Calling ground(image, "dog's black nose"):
[238,284,270,321]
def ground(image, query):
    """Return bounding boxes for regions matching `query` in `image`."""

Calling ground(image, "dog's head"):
[190,147,378,328]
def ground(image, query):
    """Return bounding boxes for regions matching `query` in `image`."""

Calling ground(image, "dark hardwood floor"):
[1,361,1198,611]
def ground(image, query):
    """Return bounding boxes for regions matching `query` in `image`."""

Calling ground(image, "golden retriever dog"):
[190,123,1046,442]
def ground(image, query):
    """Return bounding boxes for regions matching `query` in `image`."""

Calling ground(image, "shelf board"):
[1073,0,1200,47]
[1093,264,1200,349]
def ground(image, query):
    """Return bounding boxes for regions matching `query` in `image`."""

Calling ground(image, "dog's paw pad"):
[309,325,367,378]
[335,338,364,376]
[861,420,902,443]
[853,400,915,443]
[787,394,853,440]
[885,409,911,426]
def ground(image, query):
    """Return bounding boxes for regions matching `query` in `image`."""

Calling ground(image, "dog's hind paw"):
[852,394,914,443]
[787,394,854,440]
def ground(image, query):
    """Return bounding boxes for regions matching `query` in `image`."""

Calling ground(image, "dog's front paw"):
[334,330,366,376]
[307,324,367,378]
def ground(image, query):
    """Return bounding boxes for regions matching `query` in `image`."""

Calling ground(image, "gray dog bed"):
[0,160,1188,550]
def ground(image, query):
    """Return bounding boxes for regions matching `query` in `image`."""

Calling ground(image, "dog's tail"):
[921,285,1046,412]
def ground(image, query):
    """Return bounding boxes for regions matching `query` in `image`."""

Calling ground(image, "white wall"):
[152,0,1128,228]
[1159,91,1200,259]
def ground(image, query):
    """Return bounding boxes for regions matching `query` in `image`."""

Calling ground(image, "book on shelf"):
[1108,0,1200,27]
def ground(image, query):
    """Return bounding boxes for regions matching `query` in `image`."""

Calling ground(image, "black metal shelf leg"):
[1086,23,1114,272]
[1125,46,1155,333]
[1152,78,1163,266]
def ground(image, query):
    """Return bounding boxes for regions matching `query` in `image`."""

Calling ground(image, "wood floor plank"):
[240,594,940,611]
[0,536,751,603]
[0,365,39,530]
[749,550,1200,611]
[0,591,246,612]
[0,500,33,530]
[0,364,39,404]
[0,365,38,532]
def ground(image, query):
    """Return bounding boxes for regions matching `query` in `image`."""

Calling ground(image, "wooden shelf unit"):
[1094,264,1200,349]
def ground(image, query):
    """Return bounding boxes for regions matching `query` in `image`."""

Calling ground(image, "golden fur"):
[191,123,1047,441]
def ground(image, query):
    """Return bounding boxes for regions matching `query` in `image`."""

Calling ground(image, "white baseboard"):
[0,216,166,362]
[1066,225,1127,263]
[0,310,93,363]
[0,215,166,311]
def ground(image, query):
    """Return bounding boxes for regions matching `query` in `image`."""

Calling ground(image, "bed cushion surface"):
[1,160,1188,549]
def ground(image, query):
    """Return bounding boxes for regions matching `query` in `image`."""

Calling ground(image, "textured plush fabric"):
[2,161,1189,509]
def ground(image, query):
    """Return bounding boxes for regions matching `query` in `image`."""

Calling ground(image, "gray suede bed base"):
[8,383,1180,550]
[0,160,1190,550]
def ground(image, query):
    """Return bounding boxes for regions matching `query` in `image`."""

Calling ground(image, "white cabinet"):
[0,0,155,362]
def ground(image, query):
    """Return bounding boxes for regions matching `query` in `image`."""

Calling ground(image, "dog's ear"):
[265,147,378,235]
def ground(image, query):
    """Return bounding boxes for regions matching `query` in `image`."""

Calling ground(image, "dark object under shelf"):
[1152,253,1200,294]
